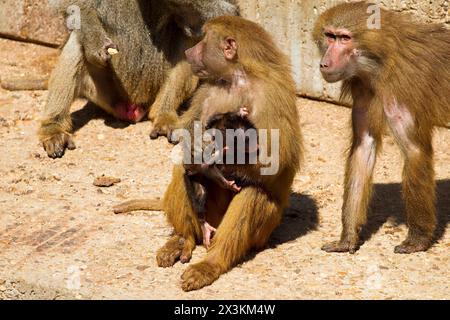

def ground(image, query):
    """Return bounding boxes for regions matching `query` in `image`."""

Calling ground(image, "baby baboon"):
[184,108,258,248]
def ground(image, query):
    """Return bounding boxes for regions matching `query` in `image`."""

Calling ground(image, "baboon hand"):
[239,107,249,118]
[42,132,76,159]
[150,112,178,143]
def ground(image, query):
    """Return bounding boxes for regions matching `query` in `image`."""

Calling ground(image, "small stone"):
[136,265,150,271]
[93,175,121,187]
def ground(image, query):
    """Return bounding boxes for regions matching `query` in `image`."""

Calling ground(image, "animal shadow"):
[269,192,319,247]
[361,179,450,244]
[71,102,136,132]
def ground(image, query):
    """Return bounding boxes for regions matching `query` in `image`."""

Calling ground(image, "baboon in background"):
[74,1,119,68]
[40,0,239,158]
[314,1,450,254]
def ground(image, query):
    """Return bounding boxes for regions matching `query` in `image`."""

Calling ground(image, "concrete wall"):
[0,0,67,46]
[237,0,449,103]
[0,0,448,103]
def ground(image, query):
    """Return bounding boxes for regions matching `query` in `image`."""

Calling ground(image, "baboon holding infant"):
[40,0,239,158]
[117,16,303,291]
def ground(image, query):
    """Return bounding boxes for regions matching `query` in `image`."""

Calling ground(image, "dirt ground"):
[0,38,449,300]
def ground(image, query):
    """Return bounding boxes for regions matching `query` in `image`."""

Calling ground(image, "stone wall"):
[0,0,448,103]
[237,0,449,103]
[0,0,67,46]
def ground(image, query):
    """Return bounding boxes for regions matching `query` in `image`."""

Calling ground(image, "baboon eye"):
[325,32,337,40]
[340,35,352,42]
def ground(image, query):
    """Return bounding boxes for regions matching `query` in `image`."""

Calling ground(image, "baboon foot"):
[394,235,432,254]
[321,237,360,254]
[181,261,221,292]
[156,236,194,267]
[150,112,178,142]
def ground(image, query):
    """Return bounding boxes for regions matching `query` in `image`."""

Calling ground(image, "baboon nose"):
[320,62,329,69]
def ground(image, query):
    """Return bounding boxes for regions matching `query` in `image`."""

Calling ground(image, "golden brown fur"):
[119,16,303,291]
[167,17,302,291]
[314,1,450,254]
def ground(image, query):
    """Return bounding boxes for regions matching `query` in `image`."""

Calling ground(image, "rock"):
[93,175,121,188]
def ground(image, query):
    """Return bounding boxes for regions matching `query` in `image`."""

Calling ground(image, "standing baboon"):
[40,0,239,158]
[314,1,450,254]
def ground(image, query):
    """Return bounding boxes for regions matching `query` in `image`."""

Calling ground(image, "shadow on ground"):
[361,179,450,245]
[269,193,319,247]
[71,102,138,132]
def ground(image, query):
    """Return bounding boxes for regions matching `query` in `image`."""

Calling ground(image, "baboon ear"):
[222,37,237,60]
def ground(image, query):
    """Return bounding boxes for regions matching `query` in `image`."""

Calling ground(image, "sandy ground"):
[0,38,449,300]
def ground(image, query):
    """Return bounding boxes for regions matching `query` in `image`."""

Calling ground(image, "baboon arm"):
[42,32,84,123]
[322,96,381,253]
[149,61,199,121]
[149,61,199,139]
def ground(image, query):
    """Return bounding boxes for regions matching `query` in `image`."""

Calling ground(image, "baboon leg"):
[149,61,199,140]
[79,64,119,117]
[181,187,282,292]
[39,32,83,159]
[156,166,203,267]
[384,104,436,254]
[322,104,380,254]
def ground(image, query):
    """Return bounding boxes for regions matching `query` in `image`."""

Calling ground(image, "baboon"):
[40,0,239,158]
[115,108,258,249]
[157,16,302,291]
[184,108,258,248]
[184,107,258,192]
[313,1,450,254]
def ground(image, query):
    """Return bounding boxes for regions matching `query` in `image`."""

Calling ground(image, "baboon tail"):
[113,199,163,214]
